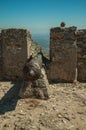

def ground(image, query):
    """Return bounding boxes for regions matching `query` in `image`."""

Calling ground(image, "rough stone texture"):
[1,29,31,80]
[77,30,86,81]
[0,81,86,130]
[47,27,77,82]
[0,26,86,83]
[0,32,3,78]
[0,28,48,81]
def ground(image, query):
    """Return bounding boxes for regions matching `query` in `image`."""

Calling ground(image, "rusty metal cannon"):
[19,53,49,100]
[23,53,43,81]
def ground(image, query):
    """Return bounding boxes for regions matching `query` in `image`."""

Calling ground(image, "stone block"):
[47,43,77,82]
[0,32,3,78]
[48,26,77,82]
[1,29,31,80]
[77,30,86,81]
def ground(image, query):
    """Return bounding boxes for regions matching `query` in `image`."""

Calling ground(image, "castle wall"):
[1,29,31,80]
[0,26,86,82]
[0,32,3,78]
[77,30,86,82]
[47,27,77,82]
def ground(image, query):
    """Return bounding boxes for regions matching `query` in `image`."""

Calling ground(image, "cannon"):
[19,53,49,99]
[23,53,43,81]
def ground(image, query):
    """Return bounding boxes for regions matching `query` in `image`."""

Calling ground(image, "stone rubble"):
[0,81,86,130]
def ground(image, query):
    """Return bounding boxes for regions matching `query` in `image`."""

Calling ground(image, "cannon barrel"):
[23,54,43,81]
[19,53,49,99]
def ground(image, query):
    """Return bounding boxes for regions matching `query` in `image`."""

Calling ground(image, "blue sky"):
[0,0,86,34]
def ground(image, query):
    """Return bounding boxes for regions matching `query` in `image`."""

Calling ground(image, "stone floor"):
[0,81,86,130]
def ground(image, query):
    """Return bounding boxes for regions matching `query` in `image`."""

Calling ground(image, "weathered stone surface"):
[77,30,86,81]
[50,27,77,61]
[0,26,86,83]
[1,29,31,80]
[0,28,49,81]
[0,32,3,78]
[47,26,77,82]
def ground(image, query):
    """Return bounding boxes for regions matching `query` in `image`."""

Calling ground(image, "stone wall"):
[77,30,86,82]
[1,29,31,80]
[47,26,86,83]
[0,26,86,82]
[0,32,3,78]
[47,27,77,82]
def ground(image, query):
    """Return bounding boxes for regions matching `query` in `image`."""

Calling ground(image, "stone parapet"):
[0,26,86,83]
[48,26,77,82]
[1,29,31,80]
[0,32,3,78]
[77,30,86,81]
